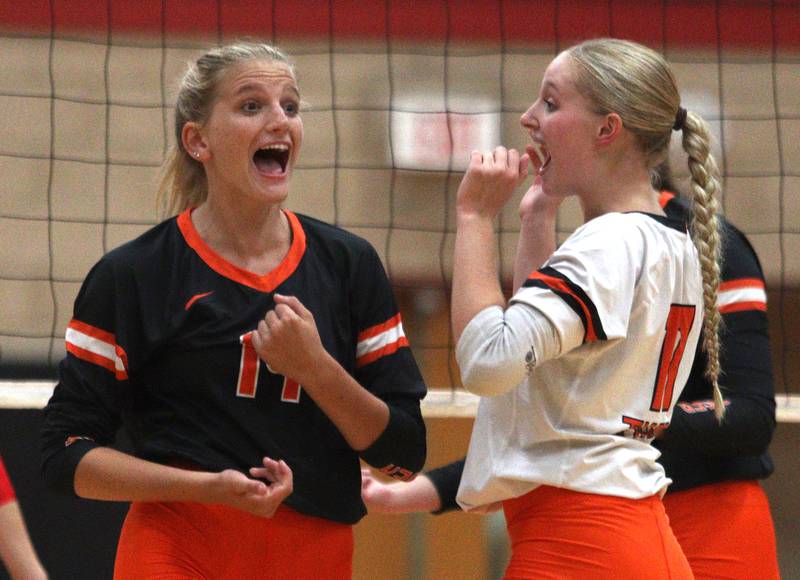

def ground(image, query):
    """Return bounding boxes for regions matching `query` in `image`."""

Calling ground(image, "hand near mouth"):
[455,146,530,220]
[519,174,567,222]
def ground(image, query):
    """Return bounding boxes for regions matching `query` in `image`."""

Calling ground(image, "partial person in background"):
[370,37,723,578]
[0,456,48,580]
[363,164,780,579]
[41,42,426,579]
[654,169,779,579]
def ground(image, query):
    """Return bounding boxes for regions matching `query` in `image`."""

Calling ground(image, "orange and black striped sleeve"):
[523,266,608,343]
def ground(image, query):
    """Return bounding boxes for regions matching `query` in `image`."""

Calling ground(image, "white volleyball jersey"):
[457,211,703,512]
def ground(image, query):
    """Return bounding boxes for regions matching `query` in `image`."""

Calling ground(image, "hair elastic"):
[673,106,687,131]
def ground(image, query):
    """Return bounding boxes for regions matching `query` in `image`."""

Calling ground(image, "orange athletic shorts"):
[663,479,779,580]
[502,485,692,580]
[114,501,353,579]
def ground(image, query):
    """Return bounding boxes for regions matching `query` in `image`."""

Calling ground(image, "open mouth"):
[253,144,290,176]
[527,142,551,174]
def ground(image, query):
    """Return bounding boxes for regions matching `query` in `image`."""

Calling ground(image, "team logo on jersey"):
[619,416,669,441]
[379,464,415,481]
[677,399,729,414]
[184,291,214,311]
[64,435,94,447]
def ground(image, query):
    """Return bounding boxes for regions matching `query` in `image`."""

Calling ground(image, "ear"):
[596,112,623,146]
[182,121,209,161]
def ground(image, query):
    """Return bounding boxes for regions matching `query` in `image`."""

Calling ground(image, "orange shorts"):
[663,480,779,580]
[502,485,692,580]
[114,501,353,579]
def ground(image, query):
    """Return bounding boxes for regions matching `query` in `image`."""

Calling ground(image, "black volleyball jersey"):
[41,209,427,524]
[654,193,775,491]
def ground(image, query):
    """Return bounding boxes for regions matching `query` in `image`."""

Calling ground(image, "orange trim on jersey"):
[356,336,410,369]
[66,319,129,380]
[358,314,403,342]
[719,301,767,314]
[720,278,765,292]
[66,342,129,380]
[718,278,767,313]
[177,209,306,293]
[528,271,599,342]
[69,319,116,344]
[659,190,675,209]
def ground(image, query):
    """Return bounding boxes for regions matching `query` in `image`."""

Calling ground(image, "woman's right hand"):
[456,147,529,220]
[213,457,293,518]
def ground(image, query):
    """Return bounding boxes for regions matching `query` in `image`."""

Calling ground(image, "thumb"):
[519,153,530,179]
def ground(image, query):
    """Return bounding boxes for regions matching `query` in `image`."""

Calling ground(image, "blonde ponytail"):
[680,110,725,420]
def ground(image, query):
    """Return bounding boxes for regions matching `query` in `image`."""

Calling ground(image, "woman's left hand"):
[456,146,529,219]
[251,294,325,386]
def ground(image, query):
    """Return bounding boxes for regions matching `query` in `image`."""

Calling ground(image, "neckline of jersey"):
[176,208,307,292]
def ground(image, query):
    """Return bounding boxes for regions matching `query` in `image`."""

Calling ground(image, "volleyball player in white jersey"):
[450,38,723,578]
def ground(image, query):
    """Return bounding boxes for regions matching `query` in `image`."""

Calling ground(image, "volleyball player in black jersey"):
[41,42,426,579]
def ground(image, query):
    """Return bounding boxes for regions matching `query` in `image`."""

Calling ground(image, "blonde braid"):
[681,110,725,420]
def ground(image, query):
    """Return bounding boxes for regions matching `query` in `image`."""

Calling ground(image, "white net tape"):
[2,383,798,423]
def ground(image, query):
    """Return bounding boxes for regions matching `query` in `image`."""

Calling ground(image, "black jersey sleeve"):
[428,458,466,514]
[40,256,139,494]
[657,220,776,460]
[349,244,427,479]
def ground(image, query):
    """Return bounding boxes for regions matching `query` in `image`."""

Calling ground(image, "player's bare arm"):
[512,174,564,293]
[452,147,529,343]
[73,447,292,518]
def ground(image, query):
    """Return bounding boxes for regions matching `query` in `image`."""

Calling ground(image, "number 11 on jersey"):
[650,304,696,412]
[237,332,302,403]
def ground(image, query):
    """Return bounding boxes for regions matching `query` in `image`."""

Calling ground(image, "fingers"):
[360,468,376,490]
[490,146,507,168]
[471,146,526,177]
[249,458,293,488]
[273,294,310,317]
[469,150,483,168]
[255,298,302,345]
[518,152,530,179]
[251,322,267,351]
[223,469,268,497]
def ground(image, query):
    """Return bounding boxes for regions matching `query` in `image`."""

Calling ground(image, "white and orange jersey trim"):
[718,278,767,314]
[65,319,129,380]
[356,314,409,369]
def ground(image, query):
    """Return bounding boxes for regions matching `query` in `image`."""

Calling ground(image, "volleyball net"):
[0,0,798,419]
